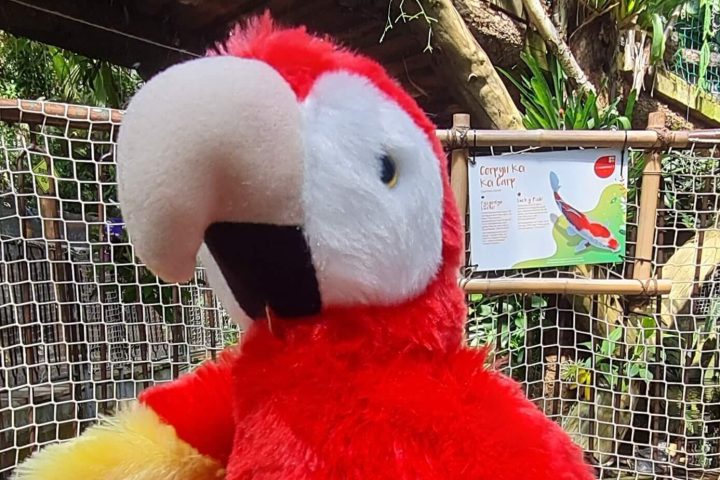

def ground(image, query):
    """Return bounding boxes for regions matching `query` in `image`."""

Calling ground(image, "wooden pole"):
[437,128,691,148]
[633,112,666,281]
[3,97,719,150]
[450,113,470,240]
[0,98,122,130]
[461,278,672,295]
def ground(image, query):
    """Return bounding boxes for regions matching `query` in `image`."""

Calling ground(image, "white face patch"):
[300,72,444,308]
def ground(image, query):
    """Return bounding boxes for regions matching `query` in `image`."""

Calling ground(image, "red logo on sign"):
[594,155,616,178]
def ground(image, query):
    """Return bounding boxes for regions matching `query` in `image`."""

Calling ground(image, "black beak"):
[204,223,322,319]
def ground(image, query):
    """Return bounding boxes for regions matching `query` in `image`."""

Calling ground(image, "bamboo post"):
[633,112,666,281]
[435,128,692,148]
[450,113,470,265]
[461,278,672,295]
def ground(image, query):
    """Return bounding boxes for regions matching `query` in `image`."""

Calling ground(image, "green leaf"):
[641,314,656,331]
[523,52,555,105]
[602,373,616,386]
[699,43,711,89]
[615,116,632,130]
[500,324,510,348]
[650,13,666,64]
[624,88,638,122]
[51,53,67,80]
[100,64,120,108]
[522,99,553,129]
[551,56,564,112]
[530,295,547,308]
[31,158,51,194]
[608,326,624,343]
[499,67,531,98]
[574,92,597,129]
[92,70,107,105]
[530,77,558,121]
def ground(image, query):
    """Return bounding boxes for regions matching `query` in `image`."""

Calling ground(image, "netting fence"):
[454,122,720,479]
[0,100,240,478]
[669,0,720,97]
[0,100,719,479]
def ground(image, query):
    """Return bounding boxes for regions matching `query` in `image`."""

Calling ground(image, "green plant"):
[697,0,719,89]
[661,151,718,230]
[671,0,720,93]
[0,32,141,108]
[575,317,658,394]
[580,326,625,389]
[223,328,241,347]
[560,359,594,400]
[581,0,686,63]
[500,52,636,130]
[467,293,546,377]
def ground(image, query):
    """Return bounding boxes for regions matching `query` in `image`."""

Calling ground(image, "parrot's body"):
[141,325,590,480]
[14,14,595,480]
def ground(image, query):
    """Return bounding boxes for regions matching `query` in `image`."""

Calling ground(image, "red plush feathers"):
[137,15,595,480]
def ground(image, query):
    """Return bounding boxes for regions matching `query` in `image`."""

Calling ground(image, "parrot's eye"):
[379,154,398,188]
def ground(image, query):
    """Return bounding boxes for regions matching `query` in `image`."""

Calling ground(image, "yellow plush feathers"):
[12,402,224,480]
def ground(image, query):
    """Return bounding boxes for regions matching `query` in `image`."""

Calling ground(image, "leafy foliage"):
[467,293,546,379]
[0,32,142,108]
[500,52,636,130]
[662,151,718,229]
[669,0,720,94]
[583,0,687,63]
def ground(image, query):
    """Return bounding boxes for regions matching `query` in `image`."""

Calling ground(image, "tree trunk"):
[452,0,527,69]
[569,12,617,107]
[418,0,524,129]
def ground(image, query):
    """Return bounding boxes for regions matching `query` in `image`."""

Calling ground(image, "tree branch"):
[416,0,524,129]
[521,0,597,95]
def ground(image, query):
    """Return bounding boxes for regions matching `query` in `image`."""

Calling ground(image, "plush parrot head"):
[117,14,466,351]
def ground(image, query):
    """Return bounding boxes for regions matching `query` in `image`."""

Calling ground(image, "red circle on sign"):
[594,155,616,178]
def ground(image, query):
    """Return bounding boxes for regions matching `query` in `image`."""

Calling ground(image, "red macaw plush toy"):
[15,14,594,480]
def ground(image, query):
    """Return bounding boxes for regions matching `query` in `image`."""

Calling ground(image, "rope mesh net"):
[464,143,720,478]
[669,0,720,97]
[0,100,719,479]
[0,102,240,478]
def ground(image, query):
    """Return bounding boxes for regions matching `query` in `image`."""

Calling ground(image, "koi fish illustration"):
[549,172,620,253]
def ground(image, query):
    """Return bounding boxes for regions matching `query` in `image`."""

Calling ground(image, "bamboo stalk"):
[0,98,123,130]
[437,128,692,148]
[450,113,470,257]
[461,278,672,295]
[633,112,666,281]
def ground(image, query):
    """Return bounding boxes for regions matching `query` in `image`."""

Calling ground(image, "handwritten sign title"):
[478,164,526,189]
